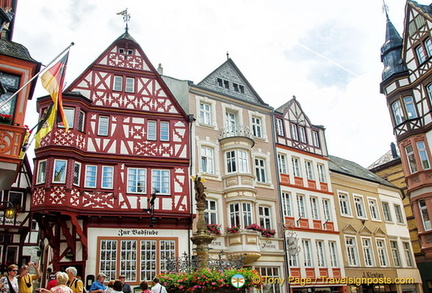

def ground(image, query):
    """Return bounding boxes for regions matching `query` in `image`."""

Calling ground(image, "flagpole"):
[0,42,74,109]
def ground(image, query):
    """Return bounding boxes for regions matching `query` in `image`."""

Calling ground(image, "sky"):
[12,0,410,168]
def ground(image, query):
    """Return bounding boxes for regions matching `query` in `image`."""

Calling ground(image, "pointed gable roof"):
[196,58,269,107]
[342,224,357,234]
[359,225,373,235]
[275,96,316,128]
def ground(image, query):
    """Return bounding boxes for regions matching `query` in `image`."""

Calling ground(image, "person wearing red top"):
[46,274,57,290]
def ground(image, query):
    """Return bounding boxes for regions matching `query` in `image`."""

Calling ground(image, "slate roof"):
[329,155,397,188]
[0,38,37,62]
[410,0,432,16]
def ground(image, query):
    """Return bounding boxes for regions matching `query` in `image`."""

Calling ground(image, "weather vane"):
[117,8,131,30]
[382,0,389,17]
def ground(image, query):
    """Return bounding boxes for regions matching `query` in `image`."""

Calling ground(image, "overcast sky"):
[13,0,409,168]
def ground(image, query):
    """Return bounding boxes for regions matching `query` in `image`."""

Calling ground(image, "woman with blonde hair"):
[0,265,19,293]
[38,272,72,293]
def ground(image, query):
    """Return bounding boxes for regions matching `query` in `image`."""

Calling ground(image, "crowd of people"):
[0,264,165,293]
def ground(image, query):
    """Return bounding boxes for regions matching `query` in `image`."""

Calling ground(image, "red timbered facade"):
[32,30,191,283]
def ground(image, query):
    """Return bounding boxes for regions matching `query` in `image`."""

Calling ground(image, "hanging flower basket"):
[206,224,221,235]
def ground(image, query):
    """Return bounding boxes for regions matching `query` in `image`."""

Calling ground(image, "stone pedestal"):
[191,200,215,268]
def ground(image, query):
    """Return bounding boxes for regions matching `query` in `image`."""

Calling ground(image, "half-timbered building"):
[380,1,432,291]
[32,30,191,285]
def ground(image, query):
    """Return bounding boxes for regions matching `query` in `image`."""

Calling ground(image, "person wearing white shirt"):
[150,278,166,293]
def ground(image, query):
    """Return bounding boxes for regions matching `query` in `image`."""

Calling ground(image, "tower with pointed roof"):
[32,29,191,281]
[380,1,432,291]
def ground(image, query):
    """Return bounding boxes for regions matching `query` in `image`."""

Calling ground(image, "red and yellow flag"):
[35,52,69,147]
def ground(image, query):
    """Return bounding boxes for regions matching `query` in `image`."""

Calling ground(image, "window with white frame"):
[317,164,326,183]
[73,162,81,186]
[36,160,47,184]
[53,159,67,183]
[85,165,97,188]
[394,204,404,224]
[302,240,313,267]
[415,38,432,64]
[277,154,287,174]
[316,240,326,267]
[102,166,114,189]
[98,116,109,136]
[113,76,122,91]
[362,238,374,267]
[427,83,432,106]
[255,158,267,183]
[229,202,252,227]
[403,242,414,267]
[312,131,320,147]
[376,239,388,267]
[354,196,366,219]
[127,168,146,193]
[226,150,249,174]
[205,199,218,224]
[297,194,306,218]
[368,198,380,220]
[152,170,170,194]
[147,120,157,141]
[61,107,75,128]
[310,197,320,220]
[417,141,431,170]
[257,267,282,293]
[281,192,293,217]
[291,124,298,141]
[292,157,301,177]
[201,146,214,174]
[406,144,418,173]
[276,118,284,136]
[199,102,212,125]
[259,206,272,229]
[390,240,401,267]
[323,199,332,221]
[345,237,358,266]
[160,121,169,141]
[225,111,237,133]
[251,116,263,138]
[328,241,338,267]
[125,77,134,93]
[338,192,351,216]
[305,161,314,180]
[78,110,85,132]
[392,100,405,125]
[419,199,431,230]
[226,151,236,173]
[289,254,298,267]
[299,126,307,143]
[403,96,418,119]
[238,150,248,173]
[382,202,392,222]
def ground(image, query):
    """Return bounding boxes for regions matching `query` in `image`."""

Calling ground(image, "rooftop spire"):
[117,8,131,31]
[382,0,389,19]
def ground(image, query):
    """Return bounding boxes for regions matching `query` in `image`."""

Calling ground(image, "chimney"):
[157,63,163,75]
[390,142,399,159]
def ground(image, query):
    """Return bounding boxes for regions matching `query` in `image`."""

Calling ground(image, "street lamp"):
[1,201,16,219]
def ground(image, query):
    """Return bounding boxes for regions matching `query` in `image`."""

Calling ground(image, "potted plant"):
[225,225,240,234]
[261,228,276,238]
[206,224,221,235]
[245,223,262,232]
[0,113,12,124]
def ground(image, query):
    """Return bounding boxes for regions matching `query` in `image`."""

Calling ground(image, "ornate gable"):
[277,96,312,127]
[197,58,268,106]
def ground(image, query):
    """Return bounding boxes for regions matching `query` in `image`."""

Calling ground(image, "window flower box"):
[261,228,276,238]
[226,225,240,234]
[245,223,262,231]
[0,113,12,124]
[206,224,221,235]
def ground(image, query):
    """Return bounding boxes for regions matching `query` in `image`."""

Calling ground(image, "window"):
[313,131,320,147]
[102,166,114,189]
[292,157,301,177]
[160,121,169,141]
[390,240,401,267]
[415,38,432,64]
[329,241,338,267]
[0,73,20,117]
[226,151,236,173]
[238,150,248,172]
[225,111,237,133]
[98,116,109,136]
[223,80,229,89]
[403,242,414,267]
[251,117,262,138]
[276,118,284,136]
[345,237,358,266]
[289,254,298,267]
[338,192,351,216]
[302,240,313,267]
[297,194,306,218]
[217,78,223,87]
[376,239,388,267]
[291,124,298,140]
[257,267,281,293]
[85,165,97,188]
[259,206,272,229]
[368,198,380,220]
[114,76,122,91]
[61,108,75,128]
[316,241,325,267]
[277,154,287,174]
[323,199,332,221]
[125,77,134,93]
[354,196,366,219]
[73,162,81,186]
[310,197,320,220]
[427,83,432,105]
[152,170,170,194]
[317,164,326,183]
[228,202,252,227]
[282,192,292,217]
[127,168,146,193]
[199,102,212,125]
[147,121,156,141]
[382,202,392,222]
[226,150,249,174]
[305,161,314,180]
[299,126,307,143]
[391,100,405,125]
[417,141,431,170]
[403,96,418,119]
[78,110,85,132]
[394,204,404,224]
[36,160,47,184]
[405,144,418,173]
[362,238,374,266]
[419,199,431,230]
[8,191,23,208]
[255,158,267,183]
[201,146,214,174]
[205,199,218,224]
[53,159,67,183]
